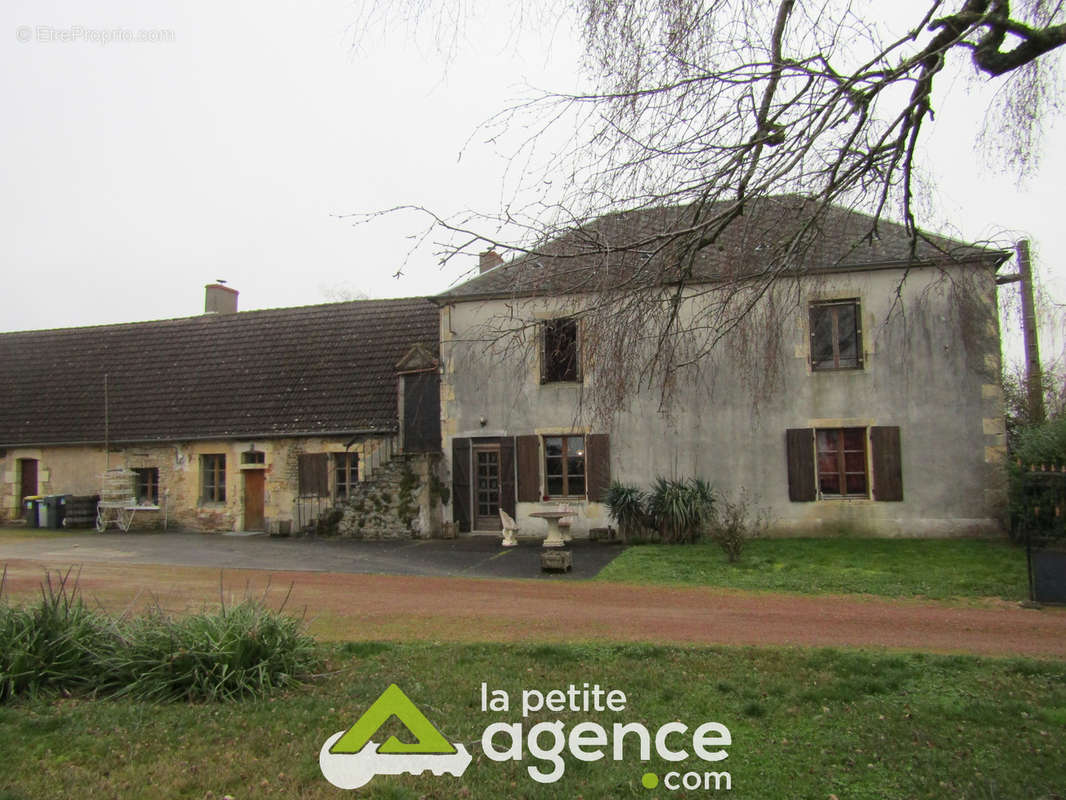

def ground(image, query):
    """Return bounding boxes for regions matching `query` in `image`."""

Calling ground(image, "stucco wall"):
[0,435,397,531]
[439,262,1007,538]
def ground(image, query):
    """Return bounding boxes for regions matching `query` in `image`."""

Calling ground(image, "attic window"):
[542,318,580,383]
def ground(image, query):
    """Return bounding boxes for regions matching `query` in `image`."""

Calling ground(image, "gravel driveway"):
[0,529,625,579]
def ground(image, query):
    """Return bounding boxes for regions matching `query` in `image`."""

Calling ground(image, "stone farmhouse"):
[435,197,1011,538]
[1,197,1012,538]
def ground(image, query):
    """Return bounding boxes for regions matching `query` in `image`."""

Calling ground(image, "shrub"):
[1008,418,1066,542]
[706,488,768,563]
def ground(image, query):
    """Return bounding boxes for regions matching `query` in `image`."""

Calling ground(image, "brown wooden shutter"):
[298,453,328,497]
[516,435,541,502]
[870,426,903,501]
[452,438,471,532]
[585,434,611,502]
[786,428,816,501]
[499,437,516,518]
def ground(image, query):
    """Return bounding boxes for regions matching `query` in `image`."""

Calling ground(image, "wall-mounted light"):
[479,416,487,427]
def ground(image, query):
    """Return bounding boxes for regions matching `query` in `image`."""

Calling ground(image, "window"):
[816,428,868,497]
[241,450,265,465]
[787,426,902,502]
[201,454,226,503]
[542,318,579,382]
[133,468,159,505]
[544,435,586,497]
[809,300,862,370]
[334,452,359,500]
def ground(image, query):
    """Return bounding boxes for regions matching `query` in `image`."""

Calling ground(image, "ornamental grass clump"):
[0,568,321,703]
[0,568,114,701]
[105,598,321,702]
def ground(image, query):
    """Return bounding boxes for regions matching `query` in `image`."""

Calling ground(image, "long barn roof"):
[0,297,439,446]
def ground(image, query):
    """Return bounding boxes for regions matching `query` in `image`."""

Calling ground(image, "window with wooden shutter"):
[543,435,586,497]
[298,453,328,497]
[870,426,903,501]
[586,434,610,502]
[516,435,541,502]
[786,428,816,502]
[452,438,471,532]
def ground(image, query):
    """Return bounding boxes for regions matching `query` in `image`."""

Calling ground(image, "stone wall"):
[334,453,444,539]
[0,435,400,532]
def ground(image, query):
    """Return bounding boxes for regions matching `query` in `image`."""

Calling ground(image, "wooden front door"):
[19,459,38,501]
[473,445,502,530]
[243,470,265,531]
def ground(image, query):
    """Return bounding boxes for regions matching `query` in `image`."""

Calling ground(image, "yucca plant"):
[604,481,648,542]
[646,477,715,544]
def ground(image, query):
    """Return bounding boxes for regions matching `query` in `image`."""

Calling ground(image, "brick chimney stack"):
[479,249,504,274]
[204,283,239,314]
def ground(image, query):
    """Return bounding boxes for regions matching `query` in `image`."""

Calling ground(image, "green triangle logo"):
[329,684,458,755]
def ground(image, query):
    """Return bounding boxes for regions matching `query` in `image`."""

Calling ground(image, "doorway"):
[473,445,502,530]
[18,459,38,502]
[243,470,265,531]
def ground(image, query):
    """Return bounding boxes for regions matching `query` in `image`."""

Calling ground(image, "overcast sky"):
[2,1,1063,363]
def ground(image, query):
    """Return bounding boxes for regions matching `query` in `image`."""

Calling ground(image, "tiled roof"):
[437,196,1007,300]
[0,298,439,446]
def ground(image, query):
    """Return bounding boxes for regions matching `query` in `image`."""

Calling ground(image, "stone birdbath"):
[529,508,576,548]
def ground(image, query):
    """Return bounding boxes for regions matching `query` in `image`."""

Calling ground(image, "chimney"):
[479,249,503,274]
[204,283,239,314]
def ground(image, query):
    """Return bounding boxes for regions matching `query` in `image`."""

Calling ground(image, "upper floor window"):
[809,300,862,370]
[200,454,226,503]
[542,318,579,383]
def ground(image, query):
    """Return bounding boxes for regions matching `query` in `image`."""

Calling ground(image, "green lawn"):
[1,642,1064,799]
[597,538,1029,601]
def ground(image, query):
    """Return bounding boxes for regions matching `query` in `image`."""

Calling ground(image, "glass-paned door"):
[474,445,502,530]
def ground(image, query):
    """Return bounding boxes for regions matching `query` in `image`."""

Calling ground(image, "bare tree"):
[355,0,1065,413]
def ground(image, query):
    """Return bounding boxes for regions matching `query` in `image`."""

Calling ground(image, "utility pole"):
[1016,240,1045,424]
[996,240,1044,424]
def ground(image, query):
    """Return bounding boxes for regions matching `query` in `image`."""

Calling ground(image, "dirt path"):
[3,557,1064,659]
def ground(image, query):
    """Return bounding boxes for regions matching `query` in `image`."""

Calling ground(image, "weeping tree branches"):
[356,0,1062,414]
